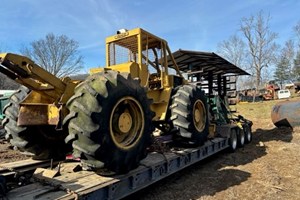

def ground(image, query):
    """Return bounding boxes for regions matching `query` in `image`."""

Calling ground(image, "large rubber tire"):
[237,128,245,148]
[229,128,238,152]
[64,71,154,174]
[244,124,252,144]
[171,85,209,146]
[2,86,69,160]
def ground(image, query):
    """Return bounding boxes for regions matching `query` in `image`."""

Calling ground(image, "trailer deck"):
[4,137,229,200]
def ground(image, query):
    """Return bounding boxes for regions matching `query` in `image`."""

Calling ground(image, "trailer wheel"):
[2,86,68,159]
[244,124,252,144]
[65,71,154,174]
[171,85,209,146]
[229,128,238,152]
[237,128,245,147]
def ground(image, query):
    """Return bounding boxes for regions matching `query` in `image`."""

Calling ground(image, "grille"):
[108,36,138,65]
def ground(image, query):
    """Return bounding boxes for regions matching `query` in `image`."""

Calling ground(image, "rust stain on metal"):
[17,104,59,126]
[271,100,300,128]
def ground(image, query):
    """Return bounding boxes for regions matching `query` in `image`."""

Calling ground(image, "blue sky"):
[1,0,299,73]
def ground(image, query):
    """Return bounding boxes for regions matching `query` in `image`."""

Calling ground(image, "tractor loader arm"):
[0,53,79,126]
[0,53,81,160]
[0,53,78,103]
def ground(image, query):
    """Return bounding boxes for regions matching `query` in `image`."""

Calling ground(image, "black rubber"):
[64,70,154,174]
[237,128,245,147]
[244,124,252,144]
[2,86,69,160]
[170,85,209,146]
[229,128,238,152]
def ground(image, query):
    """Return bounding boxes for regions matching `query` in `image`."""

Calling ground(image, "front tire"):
[64,71,154,174]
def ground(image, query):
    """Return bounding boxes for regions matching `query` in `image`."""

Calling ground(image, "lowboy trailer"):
[2,124,252,200]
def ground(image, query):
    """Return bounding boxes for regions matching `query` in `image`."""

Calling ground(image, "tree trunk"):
[253,69,261,102]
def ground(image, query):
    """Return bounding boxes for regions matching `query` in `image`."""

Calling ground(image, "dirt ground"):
[0,139,30,163]
[1,99,300,200]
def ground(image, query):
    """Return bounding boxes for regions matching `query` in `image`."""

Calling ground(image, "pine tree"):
[274,40,294,86]
[293,51,300,81]
[274,56,290,87]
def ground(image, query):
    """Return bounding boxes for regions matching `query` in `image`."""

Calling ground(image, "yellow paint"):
[236,122,243,129]
[109,96,144,150]
[89,67,104,74]
[103,28,185,121]
[147,88,172,121]
[48,104,60,123]
[118,112,132,133]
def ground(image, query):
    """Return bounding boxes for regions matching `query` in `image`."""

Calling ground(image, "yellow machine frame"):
[90,28,185,121]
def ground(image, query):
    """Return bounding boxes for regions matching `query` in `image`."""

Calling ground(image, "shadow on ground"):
[124,126,293,200]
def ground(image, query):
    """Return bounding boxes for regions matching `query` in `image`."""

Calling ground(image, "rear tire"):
[2,86,69,160]
[244,124,252,144]
[229,128,238,152]
[171,85,209,146]
[64,71,154,174]
[237,128,245,147]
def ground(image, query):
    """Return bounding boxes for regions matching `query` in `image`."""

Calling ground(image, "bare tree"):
[240,10,278,90]
[294,21,300,48]
[217,34,246,69]
[283,40,295,79]
[22,33,83,77]
[217,34,250,90]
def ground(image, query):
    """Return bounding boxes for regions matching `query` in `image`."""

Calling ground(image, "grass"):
[235,97,300,130]
[236,101,277,120]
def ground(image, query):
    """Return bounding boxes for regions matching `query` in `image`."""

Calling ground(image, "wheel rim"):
[193,100,206,132]
[110,96,144,150]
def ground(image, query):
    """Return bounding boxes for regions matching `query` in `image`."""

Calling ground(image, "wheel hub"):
[118,112,132,133]
[194,109,201,123]
[193,100,206,132]
[110,96,144,150]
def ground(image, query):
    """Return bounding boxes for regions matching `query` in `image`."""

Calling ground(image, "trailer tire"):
[65,71,154,174]
[229,128,238,152]
[2,86,68,160]
[237,128,245,147]
[171,85,209,146]
[244,124,252,144]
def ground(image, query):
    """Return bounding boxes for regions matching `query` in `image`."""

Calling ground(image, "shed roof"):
[168,49,250,77]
